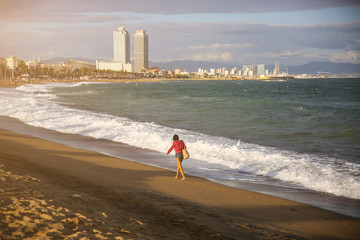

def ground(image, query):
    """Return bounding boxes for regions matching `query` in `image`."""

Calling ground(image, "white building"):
[230,67,238,76]
[123,63,133,72]
[198,68,204,75]
[97,26,132,72]
[96,61,122,71]
[274,60,280,76]
[26,57,42,68]
[134,30,149,73]
[175,68,182,75]
[6,56,19,69]
[96,61,132,72]
[257,64,265,76]
[113,26,130,64]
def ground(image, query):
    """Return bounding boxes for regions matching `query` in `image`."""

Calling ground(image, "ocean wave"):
[0,83,359,200]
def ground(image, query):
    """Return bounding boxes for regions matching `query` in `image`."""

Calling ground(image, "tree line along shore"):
[0,77,249,88]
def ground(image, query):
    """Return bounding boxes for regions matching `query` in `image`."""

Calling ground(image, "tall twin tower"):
[113,26,148,73]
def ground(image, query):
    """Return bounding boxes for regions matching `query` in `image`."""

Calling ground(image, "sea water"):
[1,79,359,217]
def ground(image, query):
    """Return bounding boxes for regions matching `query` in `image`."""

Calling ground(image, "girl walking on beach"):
[167,134,187,181]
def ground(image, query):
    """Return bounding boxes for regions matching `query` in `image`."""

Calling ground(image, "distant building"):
[274,60,280,76]
[252,65,258,76]
[134,30,149,73]
[97,26,132,72]
[257,64,265,76]
[26,57,42,68]
[231,67,238,75]
[175,68,182,75]
[242,65,250,76]
[42,63,72,72]
[96,61,132,72]
[0,58,6,66]
[6,56,20,69]
[113,26,130,64]
[123,63,133,72]
[96,61,122,71]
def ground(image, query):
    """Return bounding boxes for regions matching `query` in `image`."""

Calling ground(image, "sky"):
[1,0,360,66]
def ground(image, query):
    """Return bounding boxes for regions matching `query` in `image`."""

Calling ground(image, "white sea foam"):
[0,83,359,199]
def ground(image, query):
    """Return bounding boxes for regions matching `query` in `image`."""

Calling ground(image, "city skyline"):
[1,0,360,66]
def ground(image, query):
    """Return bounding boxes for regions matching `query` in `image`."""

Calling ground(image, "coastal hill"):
[42,57,360,75]
[287,61,360,75]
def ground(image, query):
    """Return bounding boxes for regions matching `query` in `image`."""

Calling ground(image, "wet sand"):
[1,118,360,239]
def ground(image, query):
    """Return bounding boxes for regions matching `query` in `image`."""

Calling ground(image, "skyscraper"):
[274,60,280,76]
[113,26,130,64]
[257,64,265,76]
[134,30,148,72]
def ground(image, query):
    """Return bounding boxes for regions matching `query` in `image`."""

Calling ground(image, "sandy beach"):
[0,117,359,240]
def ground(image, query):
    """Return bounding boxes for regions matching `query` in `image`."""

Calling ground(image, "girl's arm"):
[167,142,175,154]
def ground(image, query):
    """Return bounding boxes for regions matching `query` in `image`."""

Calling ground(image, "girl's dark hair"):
[173,134,179,141]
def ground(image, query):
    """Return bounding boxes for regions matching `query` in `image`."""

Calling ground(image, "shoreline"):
[1,76,358,88]
[0,77,238,88]
[2,116,359,219]
[1,117,360,239]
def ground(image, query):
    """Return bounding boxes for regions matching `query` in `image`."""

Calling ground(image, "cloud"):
[0,24,114,60]
[1,14,359,65]
[177,22,360,65]
[223,22,360,51]
[330,50,360,64]
[190,52,233,62]
[25,14,146,24]
[1,0,359,21]
[278,51,299,58]
[220,52,233,62]
[189,43,255,50]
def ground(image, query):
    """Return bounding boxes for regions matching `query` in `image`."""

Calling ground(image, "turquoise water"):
[56,79,360,162]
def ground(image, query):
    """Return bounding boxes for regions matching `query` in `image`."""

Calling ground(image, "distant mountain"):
[287,61,360,75]
[149,60,238,72]
[43,57,97,64]
[42,57,67,64]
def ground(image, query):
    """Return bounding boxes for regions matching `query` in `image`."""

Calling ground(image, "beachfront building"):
[96,61,133,72]
[96,61,122,71]
[6,56,20,70]
[113,26,130,64]
[134,30,149,73]
[97,26,132,72]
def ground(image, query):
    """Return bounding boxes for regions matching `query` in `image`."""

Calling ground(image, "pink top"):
[167,140,187,154]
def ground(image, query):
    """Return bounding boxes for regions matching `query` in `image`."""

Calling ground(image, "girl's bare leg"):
[175,163,179,179]
[176,158,186,181]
